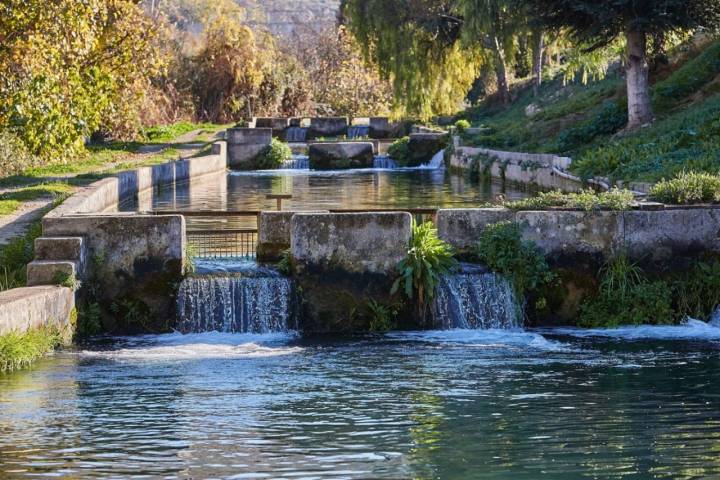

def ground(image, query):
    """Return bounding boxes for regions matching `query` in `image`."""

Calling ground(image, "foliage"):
[0,130,36,178]
[276,249,295,276]
[0,222,42,292]
[52,271,81,291]
[555,100,627,152]
[0,325,61,373]
[387,136,411,166]
[572,94,720,182]
[504,189,635,211]
[249,138,292,170]
[672,258,720,321]
[475,221,555,302]
[391,220,457,317]
[142,121,216,143]
[578,254,674,327]
[454,119,471,133]
[185,243,198,275]
[110,298,158,332]
[649,172,720,205]
[76,302,104,338]
[366,300,399,332]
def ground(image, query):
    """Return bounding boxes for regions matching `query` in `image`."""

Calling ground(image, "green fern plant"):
[391,220,457,320]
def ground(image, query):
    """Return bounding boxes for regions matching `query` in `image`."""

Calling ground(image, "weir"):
[177,269,298,333]
[432,264,520,330]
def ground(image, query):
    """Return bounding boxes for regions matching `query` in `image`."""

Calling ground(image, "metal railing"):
[154,208,439,259]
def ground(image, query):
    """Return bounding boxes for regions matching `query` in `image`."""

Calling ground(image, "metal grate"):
[187,229,258,259]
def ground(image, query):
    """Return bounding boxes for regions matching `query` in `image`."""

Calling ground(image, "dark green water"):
[3,325,720,479]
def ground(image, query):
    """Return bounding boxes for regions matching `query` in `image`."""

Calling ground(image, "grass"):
[0,200,20,215]
[141,121,221,143]
[0,325,62,373]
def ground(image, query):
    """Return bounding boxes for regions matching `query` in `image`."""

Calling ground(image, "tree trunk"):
[531,30,544,97]
[625,29,653,129]
[492,36,510,105]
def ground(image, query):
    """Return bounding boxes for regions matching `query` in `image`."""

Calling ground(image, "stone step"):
[34,236,85,262]
[26,260,78,287]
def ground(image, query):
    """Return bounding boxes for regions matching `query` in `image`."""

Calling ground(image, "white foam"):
[540,319,720,341]
[385,328,572,352]
[80,332,301,361]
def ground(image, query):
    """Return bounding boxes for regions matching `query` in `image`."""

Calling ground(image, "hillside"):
[460,38,720,183]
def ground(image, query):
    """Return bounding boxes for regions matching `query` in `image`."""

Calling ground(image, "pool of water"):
[3,324,720,479]
[120,168,530,229]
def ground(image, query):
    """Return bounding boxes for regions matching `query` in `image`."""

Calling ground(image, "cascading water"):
[285,127,308,142]
[281,154,309,169]
[423,149,445,169]
[177,268,298,333]
[347,125,370,139]
[432,263,521,329]
[373,155,398,169]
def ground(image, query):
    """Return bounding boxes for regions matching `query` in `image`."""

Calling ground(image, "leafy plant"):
[387,136,411,166]
[475,221,555,304]
[0,326,60,373]
[671,258,720,320]
[454,119,471,134]
[276,249,294,276]
[649,171,720,205]
[76,302,103,338]
[52,271,81,291]
[366,299,399,332]
[259,138,292,169]
[185,243,199,275]
[391,220,457,320]
[504,189,635,212]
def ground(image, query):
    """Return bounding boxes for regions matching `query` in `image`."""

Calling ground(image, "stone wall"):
[227,128,272,169]
[0,286,75,336]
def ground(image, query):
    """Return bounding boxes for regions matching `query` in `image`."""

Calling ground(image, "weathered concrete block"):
[516,210,621,259]
[369,117,392,139]
[309,117,348,138]
[42,214,185,326]
[308,142,374,170]
[227,127,273,145]
[34,237,84,262]
[291,212,412,274]
[27,260,77,287]
[256,210,328,261]
[227,128,273,169]
[408,133,448,166]
[254,117,290,137]
[437,208,515,254]
[622,209,720,262]
[0,286,75,336]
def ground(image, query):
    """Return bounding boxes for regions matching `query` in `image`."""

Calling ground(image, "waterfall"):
[177,273,298,333]
[373,155,398,169]
[432,264,521,329]
[285,127,308,143]
[347,125,370,139]
[423,149,445,169]
[281,154,309,169]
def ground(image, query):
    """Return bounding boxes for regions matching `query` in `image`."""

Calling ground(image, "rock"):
[525,103,542,117]
[407,133,449,166]
[308,142,374,170]
[309,117,348,138]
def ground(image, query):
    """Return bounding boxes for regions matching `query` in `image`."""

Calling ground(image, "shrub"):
[671,258,720,320]
[475,221,555,303]
[391,220,457,319]
[454,119,471,134]
[276,249,295,276]
[0,130,36,179]
[649,171,720,204]
[366,300,399,332]
[504,189,635,212]
[387,136,411,166]
[0,326,61,372]
[255,138,292,169]
[578,254,675,327]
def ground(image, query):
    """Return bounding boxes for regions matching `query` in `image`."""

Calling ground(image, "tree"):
[531,0,720,129]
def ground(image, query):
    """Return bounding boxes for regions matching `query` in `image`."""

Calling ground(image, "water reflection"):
[3,332,720,478]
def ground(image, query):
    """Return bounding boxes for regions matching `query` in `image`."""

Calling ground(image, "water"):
[372,155,398,169]
[426,148,445,168]
[177,269,297,333]
[285,126,308,142]
[433,264,520,329]
[4,325,720,478]
[280,153,309,169]
[347,125,370,139]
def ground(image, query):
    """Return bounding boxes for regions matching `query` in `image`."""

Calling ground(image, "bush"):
[254,138,292,169]
[387,136,411,166]
[391,220,457,319]
[475,221,555,304]
[0,130,36,179]
[504,189,635,212]
[0,325,61,372]
[649,171,720,204]
[578,254,674,327]
[454,119,471,134]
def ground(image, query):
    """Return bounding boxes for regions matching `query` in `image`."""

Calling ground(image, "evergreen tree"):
[532,0,720,129]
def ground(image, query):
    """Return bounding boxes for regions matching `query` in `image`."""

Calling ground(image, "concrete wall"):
[437,207,720,264]
[291,212,411,274]
[0,286,75,336]
[227,127,272,169]
[309,117,348,138]
[450,144,596,192]
[257,210,328,261]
